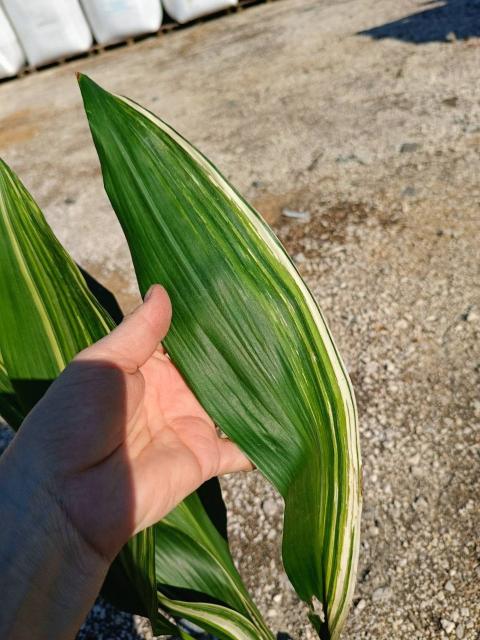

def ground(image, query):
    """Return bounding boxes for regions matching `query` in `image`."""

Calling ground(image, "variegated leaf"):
[79,75,362,639]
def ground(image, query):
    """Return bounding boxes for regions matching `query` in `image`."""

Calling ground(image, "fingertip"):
[217,439,254,476]
[143,284,172,338]
[144,283,169,305]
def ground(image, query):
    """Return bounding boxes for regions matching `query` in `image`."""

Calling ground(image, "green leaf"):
[0,157,273,640]
[157,493,273,639]
[0,354,23,430]
[0,159,167,633]
[158,593,265,640]
[0,158,113,409]
[79,75,362,639]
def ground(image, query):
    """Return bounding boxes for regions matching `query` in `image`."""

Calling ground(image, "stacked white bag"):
[0,7,25,79]
[80,0,162,45]
[2,0,92,67]
[162,0,238,24]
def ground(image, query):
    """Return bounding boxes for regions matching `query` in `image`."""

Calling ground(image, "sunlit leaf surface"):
[80,75,362,638]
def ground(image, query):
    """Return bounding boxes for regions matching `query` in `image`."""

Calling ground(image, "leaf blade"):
[0,159,164,631]
[79,75,362,639]
[157,492,273,639]
[158,593,264,640]
[0,157,273,640]
[0,354,23,430]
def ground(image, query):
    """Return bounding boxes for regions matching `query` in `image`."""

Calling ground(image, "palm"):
[126,349,229,529]
[33,287,250,560]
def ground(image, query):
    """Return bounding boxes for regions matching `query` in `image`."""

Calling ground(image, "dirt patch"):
[0,108,42,147]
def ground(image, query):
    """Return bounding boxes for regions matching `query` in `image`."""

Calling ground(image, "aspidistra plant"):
[0,159,273,640]
[0,72,362,639]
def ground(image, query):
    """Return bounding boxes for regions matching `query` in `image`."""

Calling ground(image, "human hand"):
[0,284,252,639]
[12,285,252,562]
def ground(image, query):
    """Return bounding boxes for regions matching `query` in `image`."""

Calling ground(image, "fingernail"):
[144,285,155,302]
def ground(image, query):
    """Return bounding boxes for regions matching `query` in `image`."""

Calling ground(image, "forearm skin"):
[0,440,108,640]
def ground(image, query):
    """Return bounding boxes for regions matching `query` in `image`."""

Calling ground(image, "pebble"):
[262,498,279,517]
[282,208,311,222]
[456,623,464,638]
[293,252,307,263]
[400,142,420,153]
[402,185,416,197]
[466,309,479,322]
[441,619,455,634]
[408,453,421,466]
[364,361,378,376]
[372,586,393,602]
[445,580,455,593]
[354,598,367,614]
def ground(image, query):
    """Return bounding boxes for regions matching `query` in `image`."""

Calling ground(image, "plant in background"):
[0,75,361,640]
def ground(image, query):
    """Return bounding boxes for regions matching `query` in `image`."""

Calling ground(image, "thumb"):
[77,284,172,372]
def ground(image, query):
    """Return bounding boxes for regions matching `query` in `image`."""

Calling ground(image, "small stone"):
[408,453,421,466]
[385,361,395,373]
[273,593,282,604]
[266,607,277,618]
[400,142,420,153]
[445,580,455,593]
[456,623,465,639]
[262,498,279,517]
[267,528,277,541]
[311,596,326,622]
[466,310,479,322]
[395,318,408,330]
[293,252,307,264]
[364,361,378,376]
[441,619,455,634]
[442,96,458,108]
[282,208,311,222]
[460,608,469,617]
[372,586,393,602]
[354,598,366,614]
[402,186,416,197]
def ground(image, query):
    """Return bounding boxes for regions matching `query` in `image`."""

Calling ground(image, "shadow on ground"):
[358,0,480,43]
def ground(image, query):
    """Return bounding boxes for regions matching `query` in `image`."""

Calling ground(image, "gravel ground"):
[1,0,479,638]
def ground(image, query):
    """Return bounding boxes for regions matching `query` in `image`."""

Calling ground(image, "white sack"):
[162,0,237,24]
[3,0,92,67]
[80,0,162,45]
[0,7,25,78]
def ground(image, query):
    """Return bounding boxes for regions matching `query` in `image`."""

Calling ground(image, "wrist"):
[0,441,108,639]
